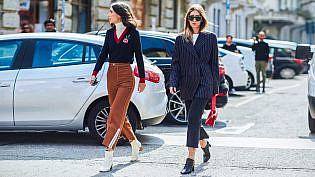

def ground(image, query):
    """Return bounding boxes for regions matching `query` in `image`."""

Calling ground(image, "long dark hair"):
[183,4,208,41]
[111,2,137,29]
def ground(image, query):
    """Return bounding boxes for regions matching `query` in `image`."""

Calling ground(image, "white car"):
[0,33,168,144]
[219,48,248,90]
[219,44,256,89]
[237,46,257,86]
[296,44,315,132]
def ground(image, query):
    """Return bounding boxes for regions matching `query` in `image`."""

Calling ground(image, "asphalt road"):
[0,75,314,177]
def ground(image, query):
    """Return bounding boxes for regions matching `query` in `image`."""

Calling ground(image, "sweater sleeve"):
[92,31,110,77]
[169,36,181,88]
[266,43,270,62]
[252,42,257,51]
[210,33,219,95]
[133,29,145,83]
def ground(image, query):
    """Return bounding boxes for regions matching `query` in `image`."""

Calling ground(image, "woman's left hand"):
[138,83,146,93]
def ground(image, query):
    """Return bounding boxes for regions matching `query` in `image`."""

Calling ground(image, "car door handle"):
[0,82,10,87]
[72,78,90,83]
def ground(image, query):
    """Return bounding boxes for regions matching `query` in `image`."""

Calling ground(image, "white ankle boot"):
[100,150,113,172]
[130,140,142,161]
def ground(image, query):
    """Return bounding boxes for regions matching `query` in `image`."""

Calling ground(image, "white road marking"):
[214,123,255,134]
[267,84,301,94]
[234,94,263,108]
[141,134,315,150]
[234,84,300,108]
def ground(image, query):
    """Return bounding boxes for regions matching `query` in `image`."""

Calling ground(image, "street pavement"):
[0,75,315,177]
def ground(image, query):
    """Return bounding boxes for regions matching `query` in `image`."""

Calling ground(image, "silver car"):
[0,33,168,143]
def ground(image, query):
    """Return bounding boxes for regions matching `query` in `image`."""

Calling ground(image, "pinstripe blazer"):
[169,31,219,100]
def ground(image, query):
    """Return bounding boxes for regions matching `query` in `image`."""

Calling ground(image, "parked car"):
[218,38,305,79]
[0,33,168,144]
[88,30,229,124]
[296,44,315,132]
[218,43,256,89]
[219,48,248,91]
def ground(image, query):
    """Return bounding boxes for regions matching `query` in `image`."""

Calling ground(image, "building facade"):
[0,0,186,34]
[0,0,314,43]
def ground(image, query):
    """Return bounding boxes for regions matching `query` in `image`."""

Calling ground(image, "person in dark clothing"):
[89,2,146,172]
[20,24,34,33]
[44,18,56,32]
[169,4,218,175]
[222,35,239,53]
[252,31,270,93]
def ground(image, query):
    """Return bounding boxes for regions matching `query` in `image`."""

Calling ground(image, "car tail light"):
[134,66,160,83]
[293,59,304,65]
[268,54,273,62]
[217,93,225,96]
[219,66,225,76]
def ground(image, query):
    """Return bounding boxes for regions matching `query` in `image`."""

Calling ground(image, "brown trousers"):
[102,63,136,149]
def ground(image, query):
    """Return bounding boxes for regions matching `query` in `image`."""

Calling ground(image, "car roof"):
[219,47,243,58]
[218,37,297,50]
[0,33,105,45]
[88,30,178,40]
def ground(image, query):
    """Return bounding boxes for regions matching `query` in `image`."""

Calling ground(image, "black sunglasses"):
[188,15,202,22]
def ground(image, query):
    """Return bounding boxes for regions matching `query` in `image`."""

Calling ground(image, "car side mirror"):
[296,45,312,61]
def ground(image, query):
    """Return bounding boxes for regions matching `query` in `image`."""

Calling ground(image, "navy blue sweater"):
[92,27,145,82]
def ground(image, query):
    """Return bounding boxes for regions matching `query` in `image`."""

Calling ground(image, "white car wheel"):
[167,91,187,124]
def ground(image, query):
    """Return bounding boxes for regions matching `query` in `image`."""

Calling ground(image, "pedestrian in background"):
[169,4,218,175]
[252,31,270,93]
[222,35,239,53]
[90,2,146,172]
[20,24,34,33]
[44,18,56,32]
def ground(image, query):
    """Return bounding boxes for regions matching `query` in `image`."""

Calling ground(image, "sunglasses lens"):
[195,16,202,21]
[188,16,202,21]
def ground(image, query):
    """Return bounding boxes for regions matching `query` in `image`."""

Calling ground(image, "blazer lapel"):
[182,38,199,59]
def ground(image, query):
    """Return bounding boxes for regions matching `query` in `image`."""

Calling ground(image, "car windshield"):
[274,47,296,58]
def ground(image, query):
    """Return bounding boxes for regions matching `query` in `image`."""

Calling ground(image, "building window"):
[71,0,91,33]
[213,8,216,32]
[19,0,55,32]
[173,0,178,29]
[158,0,162,27]
[217,9,220,36]
[235,14,241,38]
[245,17,248,39]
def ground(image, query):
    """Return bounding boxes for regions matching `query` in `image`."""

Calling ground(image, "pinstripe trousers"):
[185,98,209,148]
[102,63,136,149]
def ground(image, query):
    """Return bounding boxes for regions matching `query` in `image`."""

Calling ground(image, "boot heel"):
[180,158,195,174]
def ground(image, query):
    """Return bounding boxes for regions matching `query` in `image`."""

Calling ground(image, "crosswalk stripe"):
[214,123,255,134]
[141,134,315,150]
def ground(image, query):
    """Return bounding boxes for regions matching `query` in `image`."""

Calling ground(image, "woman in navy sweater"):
[169,4,219,174]
[90,2,146,172]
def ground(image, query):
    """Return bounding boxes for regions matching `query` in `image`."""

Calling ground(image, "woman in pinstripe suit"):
[169,4,219,174]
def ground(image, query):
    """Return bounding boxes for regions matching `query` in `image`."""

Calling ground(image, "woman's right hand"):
[90,75,97,86]
[169,87,177,95]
